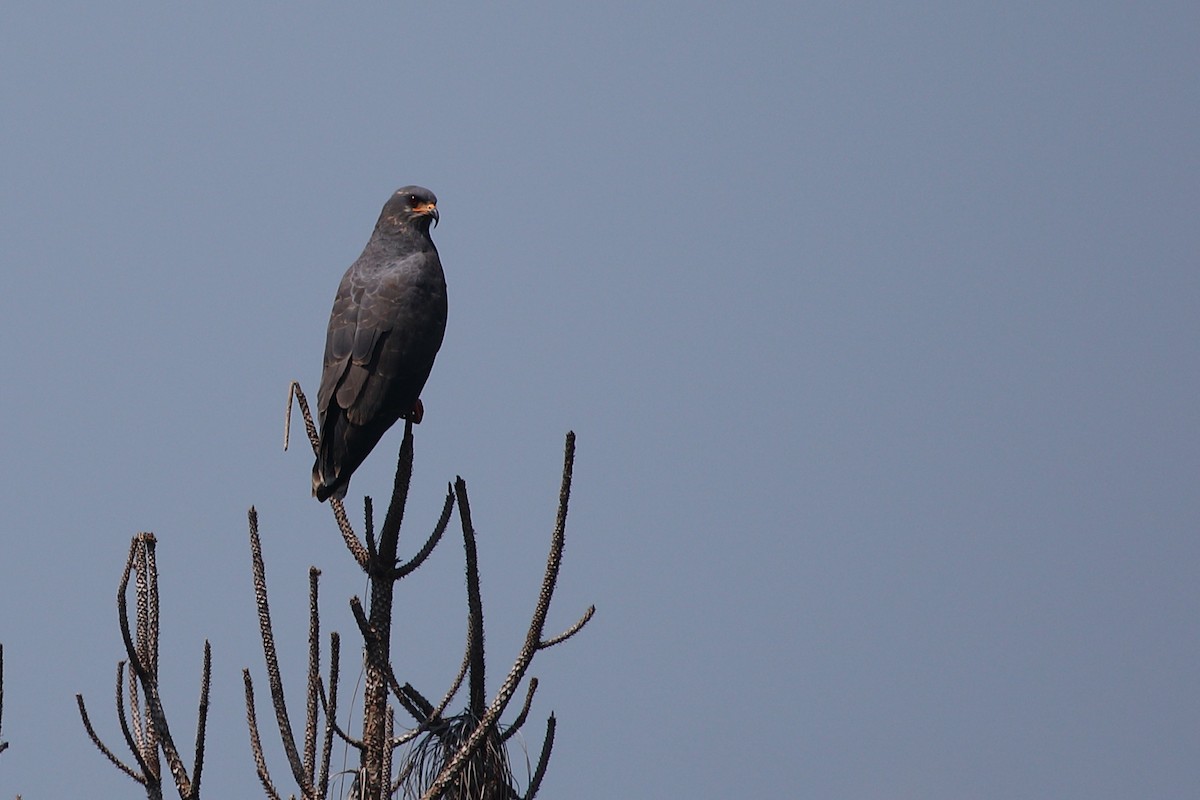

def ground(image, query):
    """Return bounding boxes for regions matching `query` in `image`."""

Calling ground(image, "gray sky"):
[2,2,1198,798]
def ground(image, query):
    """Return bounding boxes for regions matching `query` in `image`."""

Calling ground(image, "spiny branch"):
[275,381,592,799]
[500,678,538,744]
[243,670,283,800]
[419,432,593,800]
[317,632,341,799]
[524,715,556,800]
[78,532,209,800]
[246,507,312,798]
[304,568,322,783]
[393,487,455,579]
[288,380,370,568]
[77,687,144,784]
[456,477,487,717]
[0,643,9,755]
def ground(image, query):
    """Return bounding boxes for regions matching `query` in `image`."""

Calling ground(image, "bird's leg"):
[403,398,424,425]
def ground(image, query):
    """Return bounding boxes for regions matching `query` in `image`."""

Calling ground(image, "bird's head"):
[379,185,439,234]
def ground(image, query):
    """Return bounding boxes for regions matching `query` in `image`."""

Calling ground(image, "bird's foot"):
[404,398,425,425]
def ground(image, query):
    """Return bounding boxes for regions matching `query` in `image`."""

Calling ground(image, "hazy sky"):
[2,3,1198,798]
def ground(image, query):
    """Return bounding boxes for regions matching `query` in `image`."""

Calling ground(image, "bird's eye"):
[409,194,419,206]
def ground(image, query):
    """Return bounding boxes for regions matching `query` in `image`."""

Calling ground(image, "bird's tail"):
[312,452,350,501]
[312,416,349,502]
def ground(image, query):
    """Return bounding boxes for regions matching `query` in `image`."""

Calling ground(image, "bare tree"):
[71,381,590,800]
[77,533,212,800]
[244,383,592,799]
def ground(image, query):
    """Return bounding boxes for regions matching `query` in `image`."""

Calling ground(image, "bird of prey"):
[312,186,447,502]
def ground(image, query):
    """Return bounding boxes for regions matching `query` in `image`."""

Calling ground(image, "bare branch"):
[273,396,589,799]
[420,432,582,800]
[540,605,595,650]
[389,629,473,749]
[317,631,341,800]
[83,533,209,799]
[317,682,364,751]
[349,596,372,644]
[243,670,283,800]
[126,660,144,759]
[314,695,360,753]
[378,420,416,559]
[191,641,212,798]
[285,380,320,454]
[392,680,433,723]
[364,496,379,564]
[247,507,310,795]
[332,497,370,569]
[116,536,143,680]
[524,715,556,800]
[500,678,538,744]
[303,567,321,786]
[392,486,455,579]
[130,535,194,799]
[76,692,144,784]
[143,533,161,678]
[455,477,487,717]
[351,593,428,726]
[287,382,372,567]
[383,706,395,794]
[115,662,151,780]
[114,535,182,795]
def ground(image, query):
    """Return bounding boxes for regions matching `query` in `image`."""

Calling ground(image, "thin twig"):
[76,693,144,784]
[286,380,320,453]
[500,678,538,744]
[524,715,556,800]
[392,487,455,579]
[191,640,212,798]
[389,628,474,749]
[114,662,151,779]
[317,682,364,750]
[540,606,596,649]
[243,670,283,800]
[317,631,341,799]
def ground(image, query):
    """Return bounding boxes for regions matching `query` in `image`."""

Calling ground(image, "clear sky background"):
[2,3,1198,798]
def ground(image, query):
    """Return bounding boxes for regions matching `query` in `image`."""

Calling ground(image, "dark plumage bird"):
[312,186,447,501]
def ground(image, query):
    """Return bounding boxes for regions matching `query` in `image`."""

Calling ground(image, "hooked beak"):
[414,202,439,227]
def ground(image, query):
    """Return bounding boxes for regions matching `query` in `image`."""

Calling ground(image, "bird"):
[312,186,448,502]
